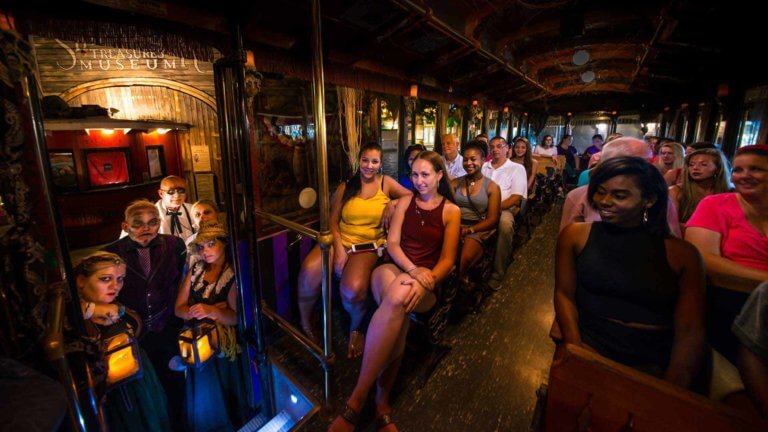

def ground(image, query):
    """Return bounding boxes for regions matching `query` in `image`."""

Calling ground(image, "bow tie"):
[167,209,183,235]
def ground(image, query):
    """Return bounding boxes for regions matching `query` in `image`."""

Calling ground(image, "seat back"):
[544,344,767,432]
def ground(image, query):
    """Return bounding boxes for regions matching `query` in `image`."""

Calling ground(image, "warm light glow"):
[503,107,509,113]
[106,333,139,385]
[180,328,214,366]
[85,128,131,136]
[567,112,572,116]
[611,111,618,116]
[246,50,255,67]
[409,84,418,98]
[155,128,171,135]
[472,100,478,106]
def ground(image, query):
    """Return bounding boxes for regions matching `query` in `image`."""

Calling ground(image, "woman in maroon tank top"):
[329,151,461,431]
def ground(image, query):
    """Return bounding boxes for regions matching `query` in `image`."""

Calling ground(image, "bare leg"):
[298,244,324,342]
[340,252,380,358]
[458,237,484,281]
[329,264,435,431]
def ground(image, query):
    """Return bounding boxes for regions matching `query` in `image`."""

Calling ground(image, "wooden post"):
[397,96,407,178]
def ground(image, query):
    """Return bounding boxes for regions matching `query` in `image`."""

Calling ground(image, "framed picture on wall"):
[194,172,217,202]
[146,146,166,179]
[49,151,78,190]
[83,148,131,187]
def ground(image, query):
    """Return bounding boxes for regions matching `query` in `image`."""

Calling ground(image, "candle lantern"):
[178,319,220,368]
[102,323,142,386]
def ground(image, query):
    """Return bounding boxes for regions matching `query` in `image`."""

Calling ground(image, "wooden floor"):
[271,204,560,432]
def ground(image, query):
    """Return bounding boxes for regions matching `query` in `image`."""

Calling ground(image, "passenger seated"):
[653,142,684,186]
[481,137,528,290]
[668,148,730,232]
[329,151,460,432]
[732,281,768,419]
[441,134,466,180]
[685,144,768,362]
[555,157,705,388]
[557,134,580,183]
[398,144,426,189]
[509,136,539,196]
[533,134,558,159]
[450,140,501,287]
[560,137,682,237]
[298,143,411,358]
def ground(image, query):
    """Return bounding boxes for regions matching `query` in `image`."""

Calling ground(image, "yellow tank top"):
[339,178,390,248]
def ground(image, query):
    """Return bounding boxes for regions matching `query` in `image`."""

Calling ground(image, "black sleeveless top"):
[575,223,679,327]
[188,261,235,306]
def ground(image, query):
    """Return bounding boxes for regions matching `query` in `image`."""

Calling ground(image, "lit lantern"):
[102,324,142,386]
[178,320,219,368]
[409,84,418,98]
[472,99,478,107]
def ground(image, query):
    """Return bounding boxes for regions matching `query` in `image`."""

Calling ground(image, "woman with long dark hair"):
[398,144,426,189]
[510,136,539,193]
[298,142,411,358]
[330,151,461,431]
[555,157,705,387]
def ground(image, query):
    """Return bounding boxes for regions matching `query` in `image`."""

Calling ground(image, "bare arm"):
[385,195,414,272]
[175,270,193,320]
[554,223,590,346]
[664,239,706,388]
[528,159,539,191]
[384,175,413,199]
[685,227,768,293]
[501,193,522,210]
[432,204,461,283]
[469,181,501,233]
[211,284,238,326]
[329,183,348,275]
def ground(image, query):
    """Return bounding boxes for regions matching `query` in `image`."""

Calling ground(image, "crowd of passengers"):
[74,132,768,431]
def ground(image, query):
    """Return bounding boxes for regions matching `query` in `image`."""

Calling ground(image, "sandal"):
[375,412,397,431]
[339,403,360,426]
[347,330,365,359]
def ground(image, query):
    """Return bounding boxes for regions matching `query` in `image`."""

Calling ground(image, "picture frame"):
[194,172,217,202]
[146,145,166,179]
[83,148,131,187]
[49,151,78,190]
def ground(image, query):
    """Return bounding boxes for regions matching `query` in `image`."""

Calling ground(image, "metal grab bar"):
[253,209,320,240]
[42,284,103,431]
[261,304,335,367]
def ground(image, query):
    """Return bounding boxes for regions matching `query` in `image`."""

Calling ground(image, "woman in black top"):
[555,157,706,388]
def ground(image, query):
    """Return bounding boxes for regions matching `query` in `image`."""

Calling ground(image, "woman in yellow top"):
[299,142,411,358]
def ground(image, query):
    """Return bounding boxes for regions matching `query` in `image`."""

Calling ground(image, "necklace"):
[414,199,439,227]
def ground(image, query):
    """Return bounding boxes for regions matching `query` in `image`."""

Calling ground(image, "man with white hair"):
[559,137,682,236]
[441,133,466,179]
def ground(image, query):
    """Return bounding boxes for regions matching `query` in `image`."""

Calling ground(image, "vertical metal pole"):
[410,98,417,146]
[24,70,102,432]
[310,0,334,408]
[214,22,275,415]
[397,96,407,178]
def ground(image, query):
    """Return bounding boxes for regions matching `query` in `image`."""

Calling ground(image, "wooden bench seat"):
[544,343,767,431]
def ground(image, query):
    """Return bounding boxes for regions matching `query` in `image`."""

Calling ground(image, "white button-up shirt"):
[481,159,528,202]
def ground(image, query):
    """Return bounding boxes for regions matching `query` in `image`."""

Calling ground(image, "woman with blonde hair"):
[655,142,685,186]
[76,251,171,431]
[669,148,731,228]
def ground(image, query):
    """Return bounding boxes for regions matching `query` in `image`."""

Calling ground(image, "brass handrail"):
[42,285,92,432]
[253,209,320,240]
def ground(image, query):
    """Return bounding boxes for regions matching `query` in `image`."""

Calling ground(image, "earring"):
[643,208,649,224]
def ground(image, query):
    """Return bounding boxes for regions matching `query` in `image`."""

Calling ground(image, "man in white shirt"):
[481,136,528,289]
[441,133,466,180]
[155,175,196,242]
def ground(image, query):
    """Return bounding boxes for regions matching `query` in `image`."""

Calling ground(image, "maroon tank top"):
[401,197,446,269]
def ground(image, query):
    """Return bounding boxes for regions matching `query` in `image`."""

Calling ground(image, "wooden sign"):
[32,36,216,97]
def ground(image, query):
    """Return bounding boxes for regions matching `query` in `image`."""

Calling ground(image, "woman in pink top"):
[686,145,768,361]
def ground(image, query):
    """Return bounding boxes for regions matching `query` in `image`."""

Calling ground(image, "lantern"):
[102,323,142,386]
[409,84,418,98]
[178,319,220,368]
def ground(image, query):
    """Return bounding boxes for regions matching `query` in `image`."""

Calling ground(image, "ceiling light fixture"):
[573,49,590,66]
[581,70,595,83]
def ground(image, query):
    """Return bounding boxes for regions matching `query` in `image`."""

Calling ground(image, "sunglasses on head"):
[162,188,186,195]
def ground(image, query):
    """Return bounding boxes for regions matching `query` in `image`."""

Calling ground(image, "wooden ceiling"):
[10,0,763,114]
